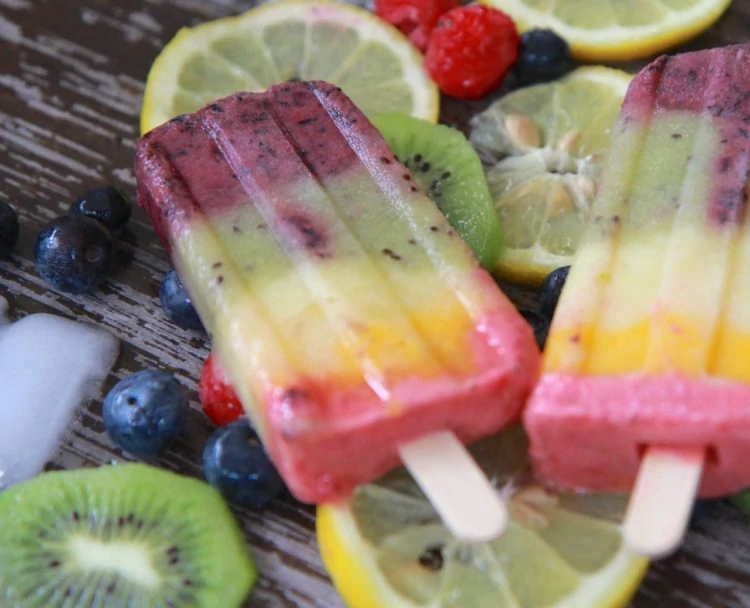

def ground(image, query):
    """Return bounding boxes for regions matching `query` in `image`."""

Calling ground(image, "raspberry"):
[424,5,520,100]
[199,353,245,427]
[375,0,460,52]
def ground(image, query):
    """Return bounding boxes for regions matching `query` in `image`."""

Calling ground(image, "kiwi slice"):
[0,464,257,607]
[372,112,502,270]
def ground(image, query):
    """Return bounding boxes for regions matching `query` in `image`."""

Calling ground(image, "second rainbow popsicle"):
[524,43,750,552]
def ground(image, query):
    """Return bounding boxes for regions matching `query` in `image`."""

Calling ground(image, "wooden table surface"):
[2,0,750,606]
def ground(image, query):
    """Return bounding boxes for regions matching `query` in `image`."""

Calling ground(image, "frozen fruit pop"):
[524,44,750,552]
[135,82,539,511]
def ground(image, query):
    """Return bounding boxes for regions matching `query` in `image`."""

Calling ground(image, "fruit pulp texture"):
[525,44,750,497]
[136,82,540,504]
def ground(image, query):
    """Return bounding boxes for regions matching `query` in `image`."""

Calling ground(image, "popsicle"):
[135,82,539,519]
[523,44,750,554]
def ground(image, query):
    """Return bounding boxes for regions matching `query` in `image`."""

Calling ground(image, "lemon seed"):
[549,184,575,216]
[505,114,540,149]
[556,128,582,152]
[569,174,596,200]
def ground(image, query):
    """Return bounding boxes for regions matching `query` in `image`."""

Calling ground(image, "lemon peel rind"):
[317,500,649,608]
[318,503,422,608]
[479,0,732,62]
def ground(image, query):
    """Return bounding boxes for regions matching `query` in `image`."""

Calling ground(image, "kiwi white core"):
[70,536,159,587]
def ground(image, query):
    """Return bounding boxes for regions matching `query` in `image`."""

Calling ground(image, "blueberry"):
[34,216,115,294]
[203,420,284,510]
[520,308,549,350]
[539,265,570,320]
[103,369,188,457]
[70,185,132,234]
[514,29,573,85]
[159,268,204,331]
[0,201,19,258]
[690,497,723,527]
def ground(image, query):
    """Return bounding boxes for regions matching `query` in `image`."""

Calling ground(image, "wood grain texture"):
[0,0,749,606]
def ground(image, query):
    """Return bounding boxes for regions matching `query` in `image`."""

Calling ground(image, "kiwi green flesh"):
[0,464,256,608]
[372,112,502,270]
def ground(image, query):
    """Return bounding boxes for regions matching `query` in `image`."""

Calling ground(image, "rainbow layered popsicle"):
[525,44,750,498]
[136,81,539,503]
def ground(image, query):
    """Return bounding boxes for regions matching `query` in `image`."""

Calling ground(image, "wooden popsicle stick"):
[398,431,508,543]
[623,446,706,558]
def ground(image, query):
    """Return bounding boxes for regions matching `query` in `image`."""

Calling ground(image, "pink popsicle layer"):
[526,374,750,497]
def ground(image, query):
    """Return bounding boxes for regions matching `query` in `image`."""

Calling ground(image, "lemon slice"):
[469,66,631,286]
[318,427,648,608]
[480,0,731,62]
[140,0,439,134]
